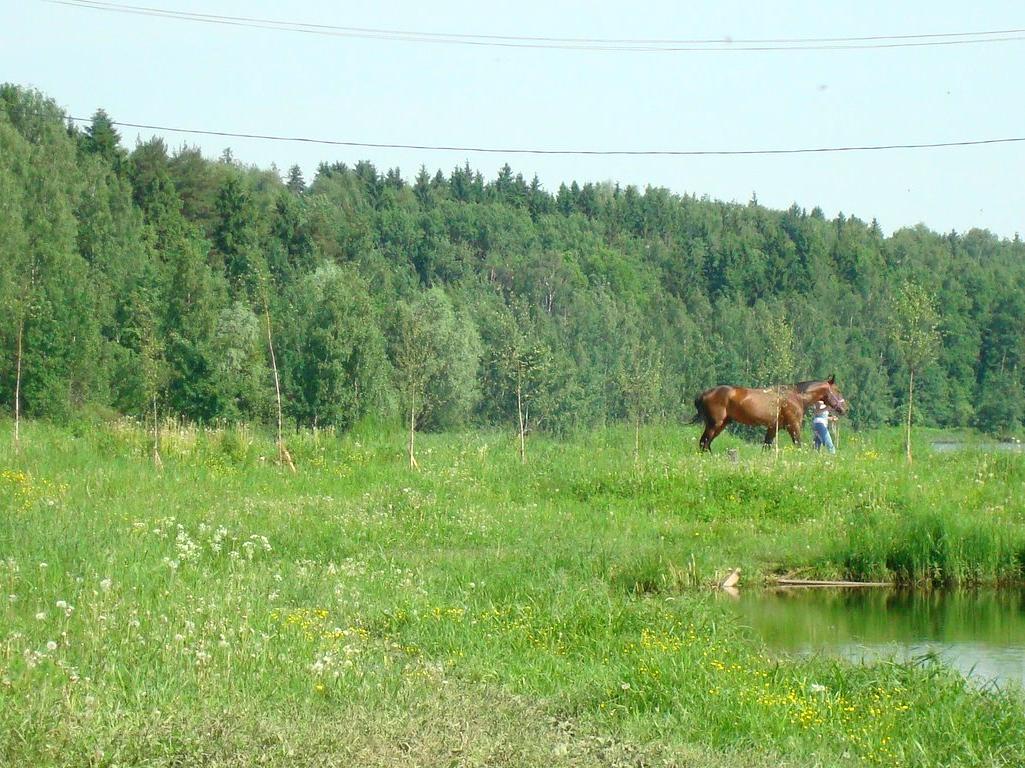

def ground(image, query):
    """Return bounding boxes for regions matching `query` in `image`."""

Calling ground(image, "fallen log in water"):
[772,578,891,588]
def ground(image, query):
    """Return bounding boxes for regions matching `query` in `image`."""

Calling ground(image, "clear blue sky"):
[4,1,1024,237]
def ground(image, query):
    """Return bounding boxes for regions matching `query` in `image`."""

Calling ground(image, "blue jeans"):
[813,421,835,453]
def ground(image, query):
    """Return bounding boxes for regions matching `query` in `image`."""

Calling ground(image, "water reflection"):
[931,440,1024,452]
[731,588,1025,689]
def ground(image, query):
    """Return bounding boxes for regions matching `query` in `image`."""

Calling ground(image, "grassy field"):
[2,419,1025,767]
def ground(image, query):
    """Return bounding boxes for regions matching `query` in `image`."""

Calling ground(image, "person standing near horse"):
[694,376,847,452]
[811,401,836,453]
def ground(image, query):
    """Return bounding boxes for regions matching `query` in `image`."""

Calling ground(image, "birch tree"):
[619,337,664,463]
[890,282,941,464]
[757,311,796,455]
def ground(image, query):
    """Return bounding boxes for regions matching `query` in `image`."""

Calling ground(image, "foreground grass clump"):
[1,419,1024,767]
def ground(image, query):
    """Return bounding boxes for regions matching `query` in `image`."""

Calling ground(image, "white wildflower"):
[175,527,200,562]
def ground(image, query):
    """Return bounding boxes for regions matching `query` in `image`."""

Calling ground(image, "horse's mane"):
[793,379,827,393]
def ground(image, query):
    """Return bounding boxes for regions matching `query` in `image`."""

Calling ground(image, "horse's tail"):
[692,393,708,424]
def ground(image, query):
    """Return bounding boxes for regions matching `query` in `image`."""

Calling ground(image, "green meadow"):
[2,420,1025,767]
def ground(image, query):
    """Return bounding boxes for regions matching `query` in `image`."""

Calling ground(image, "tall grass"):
[1,419,1024,766]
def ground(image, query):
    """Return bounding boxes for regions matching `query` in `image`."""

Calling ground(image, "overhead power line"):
[47,0,1025,52]
[64,114,1025,157]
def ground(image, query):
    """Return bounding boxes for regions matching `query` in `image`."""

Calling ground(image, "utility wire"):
[47,0,1025,52]
[48,0,1024,45]
[63,115,1025,157]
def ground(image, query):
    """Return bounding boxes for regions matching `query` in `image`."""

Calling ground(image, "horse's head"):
[823,374,848,415]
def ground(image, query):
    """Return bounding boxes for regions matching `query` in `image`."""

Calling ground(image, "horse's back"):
[729,386,783,425]
[699,384,781,425]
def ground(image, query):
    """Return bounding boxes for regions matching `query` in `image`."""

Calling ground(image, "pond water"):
[931,440,1024,452]
[728,588,1025,690]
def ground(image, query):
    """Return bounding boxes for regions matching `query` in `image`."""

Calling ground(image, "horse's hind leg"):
[786,422,802,446]
[762,425,777,449]
[699,423,716,451]
[699,401,730,452]
[706,418,730,451]
[699,420,722,452]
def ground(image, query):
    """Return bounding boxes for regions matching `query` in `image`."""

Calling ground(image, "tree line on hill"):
[1,84,1024,443]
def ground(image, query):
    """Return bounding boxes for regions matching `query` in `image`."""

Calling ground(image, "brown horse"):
[695,376,847,452]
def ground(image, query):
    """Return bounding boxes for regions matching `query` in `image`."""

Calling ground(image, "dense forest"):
[1,84,1024,437]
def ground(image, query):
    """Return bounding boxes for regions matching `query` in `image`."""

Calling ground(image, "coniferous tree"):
[413,166,432,207]
[214,174,265,298]
[81,109,124,168]
[285,165,306,195]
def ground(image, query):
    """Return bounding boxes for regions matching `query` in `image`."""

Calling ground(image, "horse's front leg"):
[762,425,777,449]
